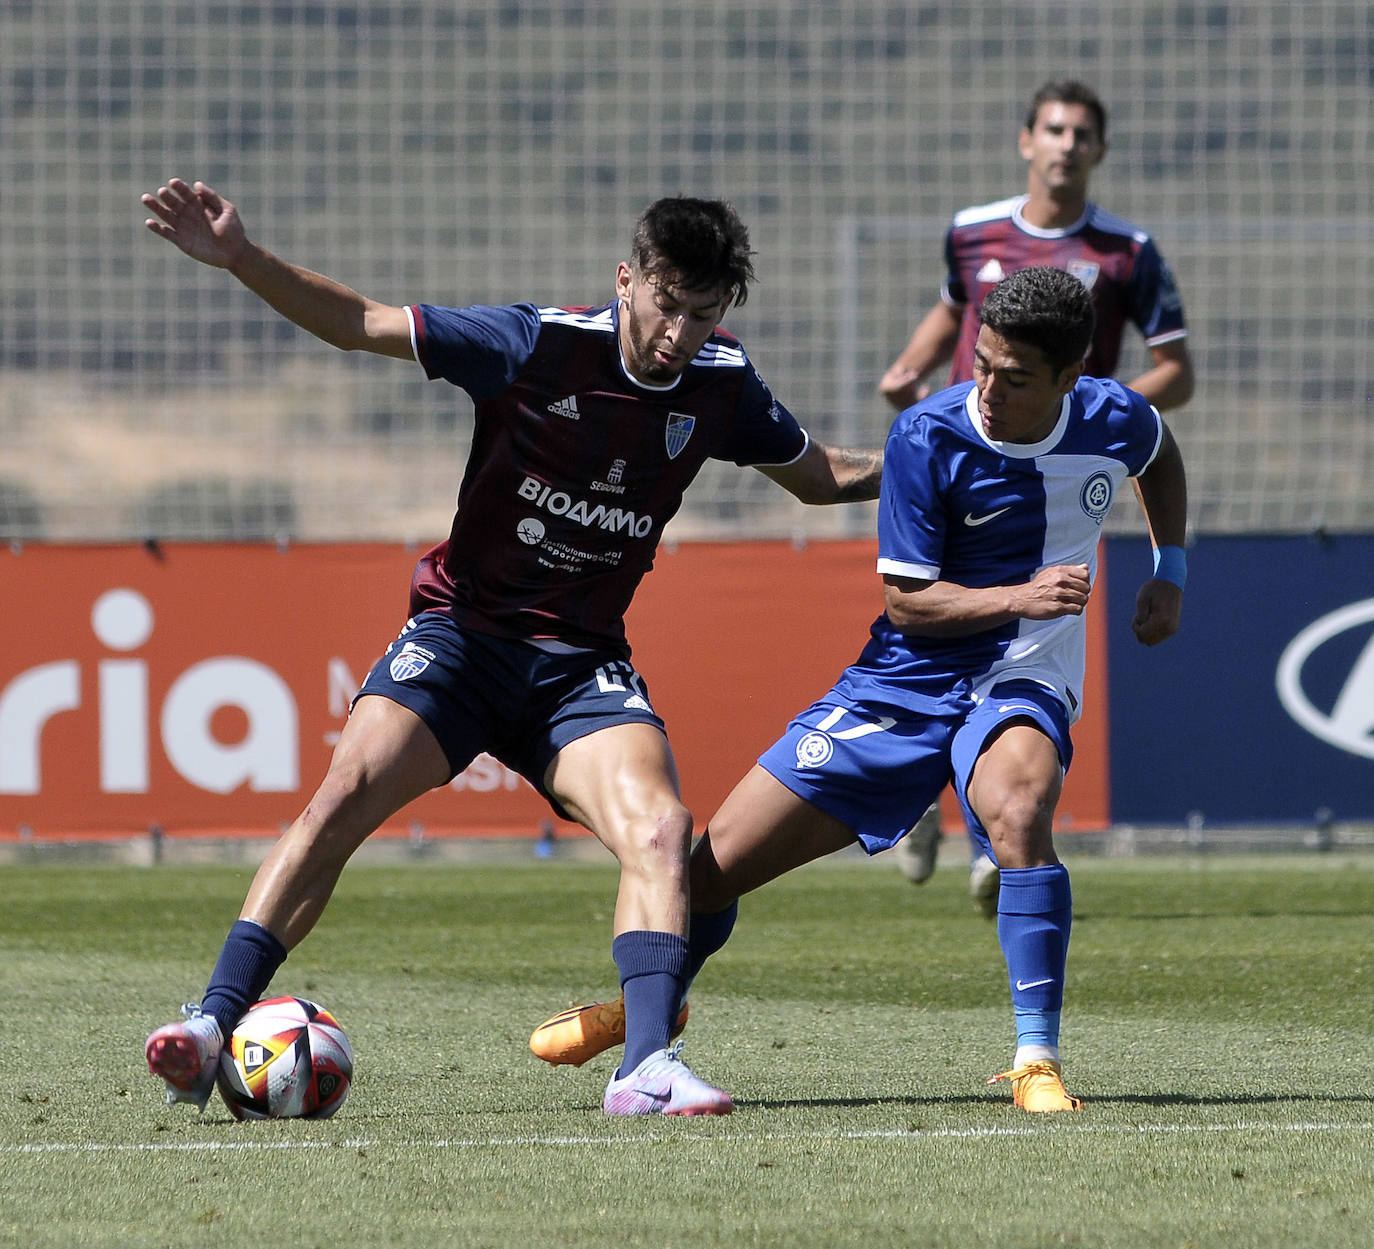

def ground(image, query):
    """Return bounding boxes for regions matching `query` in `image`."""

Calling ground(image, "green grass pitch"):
[2,853,1371,1248]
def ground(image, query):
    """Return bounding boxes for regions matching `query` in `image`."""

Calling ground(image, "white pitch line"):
[5,1120,1372,1156]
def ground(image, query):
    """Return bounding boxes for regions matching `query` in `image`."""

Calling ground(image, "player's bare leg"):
[530,763,854,1071]
[241,695,452,946]
[545,723,693,939]
[690,764,857,911]
[147,696,450,1109]
[966,723,1080,1111]
[545,724,729,1113]
[965,723,1061,872]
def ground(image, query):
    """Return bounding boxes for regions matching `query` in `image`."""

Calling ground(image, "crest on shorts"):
[795,731,835,769]
[389,642,435,682]
[665,412,696,460]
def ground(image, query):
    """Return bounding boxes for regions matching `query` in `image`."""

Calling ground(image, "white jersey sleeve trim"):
[1136,405,1166,474]
[752,428,811,468]
[1143,327,1190,348]
[406,304,421,364]
[876,556,940,580]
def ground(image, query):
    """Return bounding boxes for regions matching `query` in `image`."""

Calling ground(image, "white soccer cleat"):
[969,854,1001,918]
[145,1003,223,1112]
[602,1042,733,1117]
[894,802,942,884]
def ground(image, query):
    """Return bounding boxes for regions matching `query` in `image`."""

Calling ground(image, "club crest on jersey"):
[1067,259,1100,291]
[975,258,1005,284]
[795,730,834,769]
[1079,471,1114,521]
[665,412,695,459]
[389,642,436,682]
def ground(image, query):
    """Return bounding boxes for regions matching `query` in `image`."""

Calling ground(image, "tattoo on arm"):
[828,446,884,502]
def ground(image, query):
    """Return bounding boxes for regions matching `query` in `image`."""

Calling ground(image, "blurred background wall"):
[1,1,1370,544]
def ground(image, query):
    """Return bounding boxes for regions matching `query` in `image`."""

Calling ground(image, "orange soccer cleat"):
[529,996,689,1067]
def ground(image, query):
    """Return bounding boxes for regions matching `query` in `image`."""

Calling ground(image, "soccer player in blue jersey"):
[880,80,1195,907]
[139,178,882,1117]
[533,266,1188,1112]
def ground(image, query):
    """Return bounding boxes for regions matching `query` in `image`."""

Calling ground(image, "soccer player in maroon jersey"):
[139,179,882,1117]
[879,80,1195,907]
[880,80,1193,413]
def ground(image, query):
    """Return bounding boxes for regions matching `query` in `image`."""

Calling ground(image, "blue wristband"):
[1152,544,1187,589]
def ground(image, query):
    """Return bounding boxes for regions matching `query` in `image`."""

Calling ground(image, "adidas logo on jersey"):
[548,395,581,420]
[975,258,1006,284]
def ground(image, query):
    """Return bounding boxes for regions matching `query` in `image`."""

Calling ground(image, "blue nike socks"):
[613,929,689,1075]
[200,918,289,1042]
[996,864,1072,1057]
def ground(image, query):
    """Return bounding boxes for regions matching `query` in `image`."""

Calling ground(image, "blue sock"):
[682,901,738,1005]
[200,919,289,1041]
[613,930,688,1076]
[996,864,1072,1056]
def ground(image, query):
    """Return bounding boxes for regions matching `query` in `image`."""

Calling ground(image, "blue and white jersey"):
[862,376,1163,720]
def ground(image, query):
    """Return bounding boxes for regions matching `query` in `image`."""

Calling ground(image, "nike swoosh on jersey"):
[964,506,1011,527]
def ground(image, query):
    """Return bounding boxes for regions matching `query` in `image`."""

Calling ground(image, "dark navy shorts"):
[758,679,1073,858]
[355,613,666,797]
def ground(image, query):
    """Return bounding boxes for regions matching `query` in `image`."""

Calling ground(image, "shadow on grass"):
[1077,907,1373,922]
[744,1093,1001,1111]
[743,1090,1374,1112]
[1081,1090,1374,1108]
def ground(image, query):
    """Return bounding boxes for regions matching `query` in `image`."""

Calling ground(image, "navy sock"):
[996,864,1072,1053]
[200,919,289,1041]
[682,901,738,1005]
[613,930,688,1076]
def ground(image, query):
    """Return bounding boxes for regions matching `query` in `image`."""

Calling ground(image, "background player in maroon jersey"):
[879,80,1195,907]
[139,179,882,1117]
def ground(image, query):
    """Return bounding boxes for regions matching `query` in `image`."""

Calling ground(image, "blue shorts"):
[356,613,666,800]
[758,679,1073,858]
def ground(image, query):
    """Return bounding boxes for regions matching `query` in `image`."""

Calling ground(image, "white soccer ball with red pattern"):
[216,996,353,1120]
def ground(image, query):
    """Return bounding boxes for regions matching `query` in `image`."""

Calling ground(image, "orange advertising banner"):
[0,541,1109,840]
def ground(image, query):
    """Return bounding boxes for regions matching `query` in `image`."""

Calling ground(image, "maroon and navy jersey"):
[403,300,808,654]
[940,195,1188,384]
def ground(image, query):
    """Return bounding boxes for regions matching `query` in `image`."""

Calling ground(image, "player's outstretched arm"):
[878,301,961,410]
[141,178,414,360]
[141,177,247,269]
[1131,421,1189,646]
[758,440,883,505]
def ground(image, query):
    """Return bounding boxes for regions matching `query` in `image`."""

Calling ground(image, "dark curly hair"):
[980,267,1096,374]
[630,197,756,307]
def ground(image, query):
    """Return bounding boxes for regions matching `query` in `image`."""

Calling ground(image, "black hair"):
[1025,80,1107,144]
[630,197,756,307]
[979,267,1096,375]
